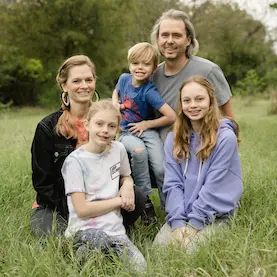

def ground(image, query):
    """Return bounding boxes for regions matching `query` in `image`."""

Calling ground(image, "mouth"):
[135,72,146,76]
[78,91,91,95]
[98,135,109,141]
[188,110,201,116]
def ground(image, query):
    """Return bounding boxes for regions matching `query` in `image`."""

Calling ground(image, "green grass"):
[1,98,277,276]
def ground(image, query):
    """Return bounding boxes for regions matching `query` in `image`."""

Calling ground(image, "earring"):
[61,91,70,107]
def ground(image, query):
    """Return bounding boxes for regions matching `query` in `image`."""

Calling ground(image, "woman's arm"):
[187,130,243,230]
[31,122,59,209]
[163,133,186,230]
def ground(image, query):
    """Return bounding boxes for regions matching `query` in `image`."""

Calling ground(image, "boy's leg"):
[119,132,152,196]
[30,206,67,238]
[141,130,166,209]
[121,186,146,234]
[112,234,147,273]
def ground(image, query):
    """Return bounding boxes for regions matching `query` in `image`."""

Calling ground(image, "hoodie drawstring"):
[183,159,203,182]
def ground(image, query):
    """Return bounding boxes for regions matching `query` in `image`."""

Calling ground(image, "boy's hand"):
[128,121,149,137]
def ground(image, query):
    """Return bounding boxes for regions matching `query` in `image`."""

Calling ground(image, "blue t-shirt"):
[116,73,165,131]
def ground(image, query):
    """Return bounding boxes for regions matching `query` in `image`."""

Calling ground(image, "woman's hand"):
[118,182,135,212]
[128,121,149,137]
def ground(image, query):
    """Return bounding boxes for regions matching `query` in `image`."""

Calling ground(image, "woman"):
[154,76,243,251]
[30,55,146,237]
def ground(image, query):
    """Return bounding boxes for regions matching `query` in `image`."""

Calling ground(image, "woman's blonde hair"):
[127,42,159,68]
[150,9,199,58]
[55,55,96,139]
[173,76,239,162]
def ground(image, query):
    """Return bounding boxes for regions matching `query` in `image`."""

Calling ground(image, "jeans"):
[74,229,147,273]
[119,129,165,208]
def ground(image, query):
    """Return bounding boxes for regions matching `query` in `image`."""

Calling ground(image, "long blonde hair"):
[173,76,239,162]
[55,55,96,139]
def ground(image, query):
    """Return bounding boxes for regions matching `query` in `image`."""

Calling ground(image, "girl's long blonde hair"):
[55,55,96,139]
[173,76,239,162]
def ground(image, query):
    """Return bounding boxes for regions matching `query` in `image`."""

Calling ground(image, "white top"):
[61,141,131,237]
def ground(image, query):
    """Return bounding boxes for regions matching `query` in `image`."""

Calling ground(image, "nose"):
[102,125,108,133]
[189,100,197,108]
[167,35,174,43]
[80,80,88,88]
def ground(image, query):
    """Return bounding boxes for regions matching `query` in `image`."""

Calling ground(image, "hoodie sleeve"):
[163,133,186,230]
[187,129,243,230]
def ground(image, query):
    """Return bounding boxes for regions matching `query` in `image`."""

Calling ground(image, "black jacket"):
[31,110,77,218]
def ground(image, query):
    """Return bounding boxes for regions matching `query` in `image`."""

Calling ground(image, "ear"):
[84,119,89,132]
[61,83,67,92]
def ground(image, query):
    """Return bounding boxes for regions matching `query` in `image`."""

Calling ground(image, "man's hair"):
[151,9,199,58]
[127,42,159,68]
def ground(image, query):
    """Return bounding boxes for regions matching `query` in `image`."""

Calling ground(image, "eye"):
[196,97,204,101]
[86,78,93,83]
[182,99,190,103]
[96,122,103,126]
[73,80,80,83]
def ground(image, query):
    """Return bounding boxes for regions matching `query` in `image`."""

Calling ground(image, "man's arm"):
[220,99,234,119]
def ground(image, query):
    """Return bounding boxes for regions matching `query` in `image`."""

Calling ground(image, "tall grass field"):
[1,98,277,276]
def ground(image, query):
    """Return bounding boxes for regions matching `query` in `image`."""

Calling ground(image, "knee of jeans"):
[131,147,147,160]
[152,166,164,180]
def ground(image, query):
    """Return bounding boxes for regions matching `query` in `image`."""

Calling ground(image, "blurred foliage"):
[268,90,277,115]
[0,0,277,107]
[233,69,266,96]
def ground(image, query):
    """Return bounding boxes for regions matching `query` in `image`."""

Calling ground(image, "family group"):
[30,9,243,273]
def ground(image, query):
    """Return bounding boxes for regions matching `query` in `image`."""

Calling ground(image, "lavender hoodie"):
[163,119,243,230]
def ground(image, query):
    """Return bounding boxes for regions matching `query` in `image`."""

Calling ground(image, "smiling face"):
[157,19,191,61]
[86,109,119,153]
[61,64,95,105]
[181,81,210,131]
[129,60,155,86]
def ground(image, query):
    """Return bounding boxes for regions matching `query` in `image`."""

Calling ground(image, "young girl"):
[61,99,147,272]
[154,76,243,251]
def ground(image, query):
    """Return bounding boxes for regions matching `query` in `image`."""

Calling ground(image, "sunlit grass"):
[1,97,277,276]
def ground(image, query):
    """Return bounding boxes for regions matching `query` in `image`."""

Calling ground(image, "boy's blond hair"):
[127,42,159,68]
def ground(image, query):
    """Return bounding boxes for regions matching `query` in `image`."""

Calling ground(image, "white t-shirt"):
[61,141,131,237]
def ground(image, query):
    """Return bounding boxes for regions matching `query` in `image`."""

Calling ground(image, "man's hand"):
[128,121,149,137]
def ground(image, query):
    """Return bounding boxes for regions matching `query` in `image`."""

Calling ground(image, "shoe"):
[141,198,157,226]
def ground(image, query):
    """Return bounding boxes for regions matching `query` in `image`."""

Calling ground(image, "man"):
[151,9,234,140]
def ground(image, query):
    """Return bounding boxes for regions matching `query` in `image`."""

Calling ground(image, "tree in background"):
[188,1,277,93]
[0,0,134,106]
[0,0,276,106]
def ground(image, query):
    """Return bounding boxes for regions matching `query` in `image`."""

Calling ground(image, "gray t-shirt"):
[62,141,131,237]
[151,56,232,140]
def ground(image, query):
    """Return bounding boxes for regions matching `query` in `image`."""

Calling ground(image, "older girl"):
[154,76,243,250]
